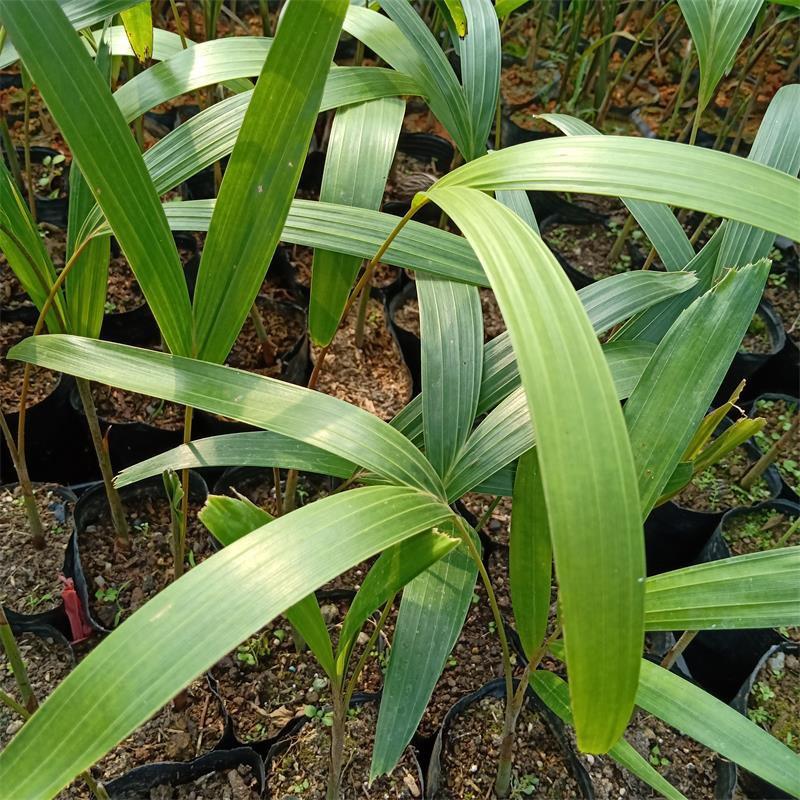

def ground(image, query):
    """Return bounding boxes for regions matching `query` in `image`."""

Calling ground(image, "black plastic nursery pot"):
[68,381,187,479]
[9,145,70,227]
[99,233,198,346]
[1,482,77,643]
[426,677,593,800]
[0,373,92,486]
[745,393,800,503]
[65,472,209,633]
[730,642,799,800]
[682,500,798,703]
[715,301,786,406]
[540,213,645,289]
[643,428,784,576]
[385,279,422,398]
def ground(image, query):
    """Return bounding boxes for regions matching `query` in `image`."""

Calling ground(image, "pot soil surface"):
[438,694,581,800]
[544,220,635,280]
[268,703,422,800]
[80,493,209,628]
[674,445,773,513]
[311,297,412,421]
[573,710,722,799]
[740,311,775,354]
[763,266,799,345]
[0,484,73,613]
[1,318,59,413]
[751,397,800,494]
[747,649,799,755]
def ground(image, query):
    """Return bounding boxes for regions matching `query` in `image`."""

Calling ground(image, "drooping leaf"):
[433,136,800,241]
[8,335,445,497]
[531,671,688,800]
[372,523,477,778]
[198,494,335,678]
[424,186,644,752]
[0,487,453,798]
[117,432,356,488]
[644,547,800,631]
[636,658,800,797]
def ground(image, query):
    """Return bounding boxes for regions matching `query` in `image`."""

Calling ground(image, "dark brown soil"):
[311,298,412,421]
[386,149,442,203]
[58,677,229,799]
[0,484,74,613]
[438,694,581,799]
[740,311,776,354]
[747,649,799,754]
[464,493,513,546]
[0,261,33,311]
[225,296,305,378]
[104,251,146,314]
[0,633,73,750]
[543,221,634,280]
[751,397,800,494]
[208,602,388,746]
[79,492,210,628]
[0,318,60,413]
[268,703,422,799]
[723,507,800,556]
[674,445,773,513]
[22,154,68,200]
[764,265,799,344]
[90,383,186,431]
[392,297,420,337]
[574,710,721,799]
[391,291,505,344]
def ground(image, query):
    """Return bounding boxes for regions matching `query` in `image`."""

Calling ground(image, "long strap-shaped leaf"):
[192,0,348,364]
[444,341,652,501]
[418,277,483,478]
[511,449,552,658]
[434,136,800,240]
[344,2,473,158]
[425,186,644,752]
[0,0,140,67]
[618,85,800,344]
[159,198,487,285]
[0,487,453,799]
[310,97,405,346]
[113,37,271,122]
[636,658,800,796]
[678,0,762,118]
[460,0,500,159]
[539,113,694,270]
[371,523,477,779]
[117,432,356,488]
[395,273,692,451]
[531,671,688,800]
[624,260,770,515]
[714,83,800,279]
[644,547,800,630]
[8,335,445,497]
[81,69,419,238]
[0,162,65,333]
[0,0,193,355]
